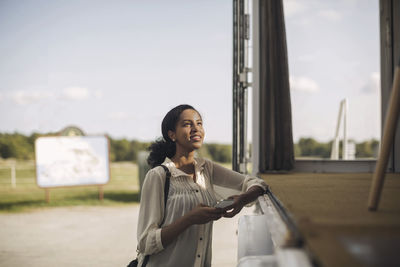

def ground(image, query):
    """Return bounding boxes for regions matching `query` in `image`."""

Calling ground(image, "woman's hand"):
[219,195,245,218]
[220,186,265,218]
[187,204,225,225]
[161,204,224,247]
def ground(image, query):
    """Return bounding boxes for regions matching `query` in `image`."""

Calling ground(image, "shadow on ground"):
[104,192,140,202]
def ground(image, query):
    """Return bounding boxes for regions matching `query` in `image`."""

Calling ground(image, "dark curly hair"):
[147,104,200,168]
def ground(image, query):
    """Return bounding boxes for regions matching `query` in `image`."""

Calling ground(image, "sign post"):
[99,185,104,201]
[45,189,50,203]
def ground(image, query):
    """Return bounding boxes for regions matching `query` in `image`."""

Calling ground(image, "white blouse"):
[136,157,268,267]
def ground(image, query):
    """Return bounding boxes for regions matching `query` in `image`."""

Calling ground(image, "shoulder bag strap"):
[160,164,171,207]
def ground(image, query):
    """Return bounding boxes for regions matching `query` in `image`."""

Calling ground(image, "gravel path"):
[0,205,252,267]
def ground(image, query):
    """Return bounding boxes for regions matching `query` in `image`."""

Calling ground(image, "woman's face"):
[169,109,205,152]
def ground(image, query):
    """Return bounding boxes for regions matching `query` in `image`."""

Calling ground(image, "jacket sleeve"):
[137,167,166,255]
[210,161,268,193]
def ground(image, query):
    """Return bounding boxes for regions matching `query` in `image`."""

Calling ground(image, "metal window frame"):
[250,0,399,174]
[233,0,251,173]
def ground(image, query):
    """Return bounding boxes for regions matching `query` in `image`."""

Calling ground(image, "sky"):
[284,0,380,142]
[0,0,380,143]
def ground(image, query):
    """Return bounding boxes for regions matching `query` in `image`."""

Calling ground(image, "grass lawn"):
[0,160,140,212]
[0,159,234,213]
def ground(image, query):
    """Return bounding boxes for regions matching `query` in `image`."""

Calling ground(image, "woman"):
[136,104,268,267]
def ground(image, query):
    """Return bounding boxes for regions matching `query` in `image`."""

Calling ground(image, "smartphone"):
[214,199,235,209]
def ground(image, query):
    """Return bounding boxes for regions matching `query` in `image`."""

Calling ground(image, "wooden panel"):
[261,173,400,267]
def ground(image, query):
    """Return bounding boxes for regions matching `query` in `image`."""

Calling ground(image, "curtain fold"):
[259,0,294,171]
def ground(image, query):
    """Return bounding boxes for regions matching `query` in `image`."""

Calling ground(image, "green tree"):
[356,139,379,158]
[205,143,232,163]
[298,138,318,156]
[109,138,131,161]
[0,133,34,159]
[294,143,302,157]
[297,138,330,158]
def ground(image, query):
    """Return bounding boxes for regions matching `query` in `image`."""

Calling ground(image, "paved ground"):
[0,205,253,267]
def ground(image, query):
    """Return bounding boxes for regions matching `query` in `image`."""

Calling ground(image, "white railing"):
[0,162,36,188]
[331,98,356,160]
[0,164,17,188]
[237,195,313,267]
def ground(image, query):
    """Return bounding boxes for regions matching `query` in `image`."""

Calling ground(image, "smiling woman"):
[131,104,268,267]
[168,109,205,167]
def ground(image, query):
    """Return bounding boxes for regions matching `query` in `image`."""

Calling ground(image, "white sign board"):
[35,136,110,188]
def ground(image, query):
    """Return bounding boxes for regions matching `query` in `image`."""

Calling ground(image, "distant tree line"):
[0,133,379,162]
[0,133,233,163]
[295,138,379,159]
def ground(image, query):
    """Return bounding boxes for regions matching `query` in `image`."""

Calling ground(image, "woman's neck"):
[171,151,195,169]
[171,152,196,181]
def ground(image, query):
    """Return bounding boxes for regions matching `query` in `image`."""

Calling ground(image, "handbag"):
[127,165,171,267]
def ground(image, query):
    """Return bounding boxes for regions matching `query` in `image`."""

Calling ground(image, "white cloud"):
[296,51,324,62]
[361,72,380,94]
[94,90,103,99]
[318,10,342,21]
[297,54,316,62]
[284,1,343,23]
[283,0,306,17]
[290,76,320,93]
[107,111,130,120]
[11,90,54,105]
[6,87,101,105]
[62,87,89,101]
